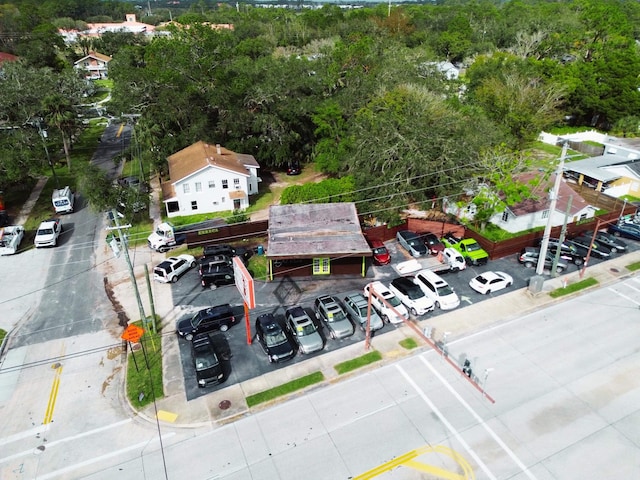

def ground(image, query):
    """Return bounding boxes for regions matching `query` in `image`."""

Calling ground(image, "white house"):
[73,51,112,79]
[490,172,596,233]
[161,141,260,218]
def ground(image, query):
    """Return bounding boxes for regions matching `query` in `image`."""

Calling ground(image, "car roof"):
[392,276,415,288]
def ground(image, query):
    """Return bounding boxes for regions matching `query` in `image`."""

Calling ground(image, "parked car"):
[153,254,196,283]
[544,238,586,266]
[363,281,409,324]
[314,295,354,339]
[570,235,611,259]
[199,263,235,288]
[388,276,434,316]
[518,247,567,273]
[255,313,295,363]
[342,293,384,332]
[203,244,253,263]
[176,304,236,341]
[198,254,232,267]
[287,161,301,175]
[421,232,445,255]
[582,230,626,253]
[367,238,391,265]
[469,271,513,295]
[397,230,428,257]
[191,333,230,387]
[413,269,460,310]
[285,306,324,354]
[441,233,489,266]
[608,221,640,241]
[34,218,62,248]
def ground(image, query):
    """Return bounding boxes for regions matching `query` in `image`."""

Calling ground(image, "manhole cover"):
[219,400,231,410]
[610,267,620,273]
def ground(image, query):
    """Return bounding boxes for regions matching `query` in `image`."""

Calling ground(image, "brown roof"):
[508,172,590,217]
[267,203,372,258]
[167,141,256,183]
[74,51,112,64]
[229,190,246,200]
[0,52,18,64]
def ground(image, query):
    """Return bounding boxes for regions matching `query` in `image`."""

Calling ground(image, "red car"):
[421,232,445,255]
[368,238,391,265]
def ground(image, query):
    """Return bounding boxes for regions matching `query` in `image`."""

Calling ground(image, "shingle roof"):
[267,203,372,258]
[167,141,256,184]
[507,172,590,217]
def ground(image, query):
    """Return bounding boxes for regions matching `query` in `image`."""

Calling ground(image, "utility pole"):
[108,209,147,325]
[536,142,568,276]
[552,195,572,277]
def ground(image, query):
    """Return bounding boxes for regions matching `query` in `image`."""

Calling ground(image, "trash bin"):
[257,245,264,256]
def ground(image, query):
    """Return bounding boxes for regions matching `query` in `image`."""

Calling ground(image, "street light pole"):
[35,119,59,189]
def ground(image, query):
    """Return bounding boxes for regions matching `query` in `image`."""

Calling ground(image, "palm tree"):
[42,94,77,172]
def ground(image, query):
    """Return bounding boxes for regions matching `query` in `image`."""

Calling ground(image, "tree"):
[42,94,78,172]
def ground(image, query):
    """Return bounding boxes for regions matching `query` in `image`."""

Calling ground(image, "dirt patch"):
[103,276,130,327]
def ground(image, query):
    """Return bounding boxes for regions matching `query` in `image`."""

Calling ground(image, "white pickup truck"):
[0,225,25,255]
[34,219,62,248]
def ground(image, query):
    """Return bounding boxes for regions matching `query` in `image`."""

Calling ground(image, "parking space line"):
[419,358,538,480]
[396,364,497,480]
[608,286,640,305]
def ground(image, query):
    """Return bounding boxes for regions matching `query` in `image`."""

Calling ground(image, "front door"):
[233,199,241,210]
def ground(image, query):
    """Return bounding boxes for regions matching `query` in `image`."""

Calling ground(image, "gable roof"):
[0,52,18,64]
[506,172,591,217]
[74,51,112,65]
[167,141,258,184]
[267,203,372,258]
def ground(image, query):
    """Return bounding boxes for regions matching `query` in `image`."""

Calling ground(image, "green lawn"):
[245,371,325,407]
[126,321,164,409]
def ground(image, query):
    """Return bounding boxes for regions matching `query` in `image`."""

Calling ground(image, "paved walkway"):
[14,177,48,225]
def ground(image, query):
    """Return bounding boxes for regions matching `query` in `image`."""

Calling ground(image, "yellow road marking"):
[43,364,63,425]
[116,123,124,138]
[354,445,475,480]
[157,410,178,423]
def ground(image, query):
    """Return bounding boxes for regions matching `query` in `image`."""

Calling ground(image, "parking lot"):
[167,234,640,400]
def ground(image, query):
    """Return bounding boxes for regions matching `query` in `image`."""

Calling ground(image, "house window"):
[541,209,550,219]
[501,211,509,222]
[222,180,228,189]
[208,181,215,189]
[580,213,587,220]
[195,182,202,192]
[183,184,190,194]
[312,258,330,275]
[234,178,240,185]
[167,201,179,213]
[221,197,225,203]
[191,201,198,210]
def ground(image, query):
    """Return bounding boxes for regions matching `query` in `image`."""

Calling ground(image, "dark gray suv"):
[518,247,567,273]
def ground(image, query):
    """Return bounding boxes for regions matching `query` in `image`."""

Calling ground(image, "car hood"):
[266,340,295,358]
[176,317,194,335]
[327,318,353,335]
[297,332,323,350]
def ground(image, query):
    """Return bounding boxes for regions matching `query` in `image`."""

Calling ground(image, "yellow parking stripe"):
[43,364,63,425]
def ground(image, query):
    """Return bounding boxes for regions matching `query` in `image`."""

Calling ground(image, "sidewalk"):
[126,248,640,428]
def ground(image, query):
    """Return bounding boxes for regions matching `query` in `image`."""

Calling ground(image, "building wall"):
[490,206,596,233]
[167,167,254,217]
[269,256,364,278]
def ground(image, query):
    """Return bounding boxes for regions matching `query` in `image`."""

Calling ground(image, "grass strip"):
[246,371,324,407]
[399,337,418,350]
[627,261,640,272]
[549,277,598,298]
[334,350,382,375]
[126,323,164,409]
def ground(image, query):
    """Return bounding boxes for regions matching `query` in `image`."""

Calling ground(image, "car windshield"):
[195,351,218,370]
[373,246,387,254]
[407,288,424,300]
[265,330,287,347]
[408,239,420,247]
[436,284,454,296]
[385,294,401,307]
[357,305,368,317]
[476,276,489,285]
[327,311,346,322]
[37,228,53,235]
[190,312,204,328]
[466,242,481,252]
[296,322,316,336]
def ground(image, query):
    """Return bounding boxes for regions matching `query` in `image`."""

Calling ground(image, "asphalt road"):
[3,277,636,479]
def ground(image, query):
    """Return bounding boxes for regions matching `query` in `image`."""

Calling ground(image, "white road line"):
[608,286,640,305]
[36,433,175,480]
[395,364,498,480]
[419,357,539,480]
[0,424,48,447]
[0,419,132,465]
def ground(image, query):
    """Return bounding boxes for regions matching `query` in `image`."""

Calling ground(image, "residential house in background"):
[73,51,112,79]
[161,141,260,218]
[59,14,156,43]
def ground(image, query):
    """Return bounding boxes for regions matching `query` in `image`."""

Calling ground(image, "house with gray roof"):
[266,203,372,278]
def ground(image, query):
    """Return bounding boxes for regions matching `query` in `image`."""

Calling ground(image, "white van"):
[413,269,460,310]
[52,186,75,214]
[363,281,409,324]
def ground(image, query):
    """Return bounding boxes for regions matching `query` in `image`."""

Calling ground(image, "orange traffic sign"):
[121,324,144,342]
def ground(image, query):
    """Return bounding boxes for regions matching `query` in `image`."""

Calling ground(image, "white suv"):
[363,281,408,324]
[153,254,196,283]
[413,269,460,310]
[388,277,434,316]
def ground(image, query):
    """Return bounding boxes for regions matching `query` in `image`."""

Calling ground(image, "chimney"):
[216,144,221,155]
